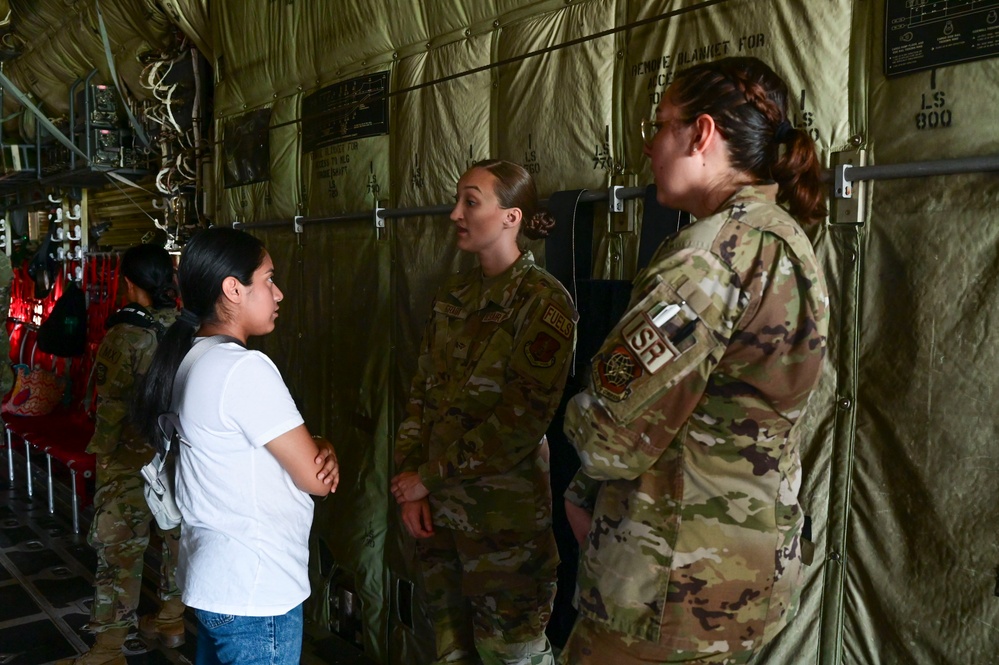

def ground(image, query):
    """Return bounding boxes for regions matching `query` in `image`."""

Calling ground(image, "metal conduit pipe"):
[235,155,998,231]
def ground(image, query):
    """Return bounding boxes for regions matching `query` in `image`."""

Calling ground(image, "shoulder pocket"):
[589,278,722,426]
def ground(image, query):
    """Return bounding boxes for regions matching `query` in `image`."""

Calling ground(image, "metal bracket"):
[609,186,625,213]
[293,215,304,234]
[829,149,867,226]
[834,164,853,199]
[0,71,91,164]
[374,206,385,229]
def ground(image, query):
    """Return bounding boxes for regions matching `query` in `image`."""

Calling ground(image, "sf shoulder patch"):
[621,310,676,374]
[592,345,643,401]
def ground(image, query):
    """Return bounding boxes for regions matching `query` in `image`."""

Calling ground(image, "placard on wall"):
[300,71,391,213]
[884,0,999,77]
[223,108,273,189]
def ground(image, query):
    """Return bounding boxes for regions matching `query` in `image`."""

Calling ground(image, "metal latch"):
[609,185,624,213]
[834,163,853,199]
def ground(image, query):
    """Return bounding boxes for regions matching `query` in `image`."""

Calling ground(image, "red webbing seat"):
[3,406,96,533]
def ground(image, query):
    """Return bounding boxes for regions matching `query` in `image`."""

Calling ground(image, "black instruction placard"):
[301,72,389,153]
[223,108,272,188]
[885,0,999,77]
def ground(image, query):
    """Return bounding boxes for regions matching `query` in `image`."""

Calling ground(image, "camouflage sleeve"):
[418,290,576,492]
[394,305,435,474]
[87,325,154,455]
[564,468,601,512]
[0,253,12,397]
[564,247,739,481]
[0,252,12,317]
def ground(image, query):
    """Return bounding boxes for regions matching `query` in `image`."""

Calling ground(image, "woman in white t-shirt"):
[135,227,339,665]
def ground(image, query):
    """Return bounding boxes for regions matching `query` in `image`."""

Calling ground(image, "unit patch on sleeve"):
[541,304,573,339]
[592,345,643,402]
[95,362,108,386]
[524,331,561,368]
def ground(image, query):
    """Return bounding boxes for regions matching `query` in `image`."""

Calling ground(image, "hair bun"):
[523,209,556,240]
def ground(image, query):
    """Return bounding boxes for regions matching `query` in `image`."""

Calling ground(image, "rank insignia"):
[592,345,642,401]
[524,331,561,367]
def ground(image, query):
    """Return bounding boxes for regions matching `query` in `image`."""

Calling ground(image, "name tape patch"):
[482,311,511,324]
[435,302,464,318]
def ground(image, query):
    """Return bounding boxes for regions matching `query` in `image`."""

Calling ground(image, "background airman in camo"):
[392,160,577,665]
[60,244,183,665]
[560,58,830,665]
[0,250,13,397]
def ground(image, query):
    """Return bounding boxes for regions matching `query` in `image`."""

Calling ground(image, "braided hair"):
[669,57,827,224]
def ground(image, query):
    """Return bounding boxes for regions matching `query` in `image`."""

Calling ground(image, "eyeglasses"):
[640,117,665,145]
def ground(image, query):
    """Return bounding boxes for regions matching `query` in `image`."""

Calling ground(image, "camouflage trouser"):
[87,471,180,632]
[558,616,758,665]
[417,526,559,665]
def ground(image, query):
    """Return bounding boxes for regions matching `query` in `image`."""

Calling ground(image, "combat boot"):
[138,596,186,648]
[55,626,127,664]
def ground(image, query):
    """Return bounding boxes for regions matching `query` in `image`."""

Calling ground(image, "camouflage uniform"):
[396,252,577,665]
[0,251,14,396]
[560,185,829,664]
[86,305,180,632]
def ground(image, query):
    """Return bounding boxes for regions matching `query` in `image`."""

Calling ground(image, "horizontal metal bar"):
[843,154,999,183]
[235,154,998,232]
[381,204,453,219]
[236,209,374,230]
[577,187,645,204]
[305,211,374,224]
[233,220,287,230]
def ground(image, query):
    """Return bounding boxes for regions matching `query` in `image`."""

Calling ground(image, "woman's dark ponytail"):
[133,316,199,444]
[670,57,828,225]
[132,228,265,443]
[772,126,827,225]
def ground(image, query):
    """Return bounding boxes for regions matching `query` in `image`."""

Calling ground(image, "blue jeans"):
[194,604,304,665]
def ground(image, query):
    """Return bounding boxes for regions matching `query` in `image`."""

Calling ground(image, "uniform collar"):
[449,251,535,311]
[715,183,779,214]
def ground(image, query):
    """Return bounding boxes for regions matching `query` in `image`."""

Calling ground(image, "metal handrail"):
[840,154,999,185]
[234,155,999,231]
